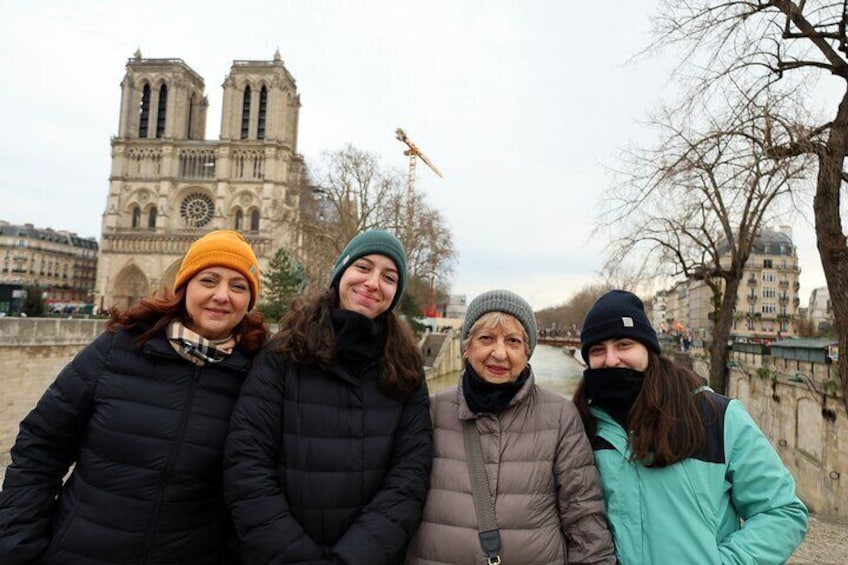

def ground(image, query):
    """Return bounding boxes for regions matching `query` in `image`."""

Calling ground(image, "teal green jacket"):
[591,390,807,565]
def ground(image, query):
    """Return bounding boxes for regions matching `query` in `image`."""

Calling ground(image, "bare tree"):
[296,145,457,311]
[649,0,848,415]
[602,91,813,392]
[536,283,613,337]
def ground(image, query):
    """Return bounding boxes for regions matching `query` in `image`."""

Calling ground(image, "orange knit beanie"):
[174,230,261,309]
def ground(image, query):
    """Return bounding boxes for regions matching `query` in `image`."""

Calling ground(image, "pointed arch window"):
[131,205,141,228]
[156,84,168,138]
[250,209,260,231]
[241,86,251,139]
[139,84,151,138]
[147,207,157,229]
[234,209,244,230]
[257,86,268,140]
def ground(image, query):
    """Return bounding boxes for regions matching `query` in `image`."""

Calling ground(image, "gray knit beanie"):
[580,290,660,363]
[461,289,538,355]
[329,229,407,311]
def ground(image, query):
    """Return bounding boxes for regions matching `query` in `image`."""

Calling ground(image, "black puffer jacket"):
[0,327,250,565]
[224,340,432,564]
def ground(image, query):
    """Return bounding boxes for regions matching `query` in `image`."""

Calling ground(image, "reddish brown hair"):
[106,288,268,356]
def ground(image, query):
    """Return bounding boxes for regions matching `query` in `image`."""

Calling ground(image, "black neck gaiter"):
[462,361,530,414]
[583,367,646,430]
[331,309,384,369]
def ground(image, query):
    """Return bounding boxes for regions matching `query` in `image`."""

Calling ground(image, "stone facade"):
[96,50,304,311]
[694,349,846,520]
[0,318,106,460]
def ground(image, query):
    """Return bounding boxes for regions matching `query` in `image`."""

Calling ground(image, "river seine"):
[425,344,586,398]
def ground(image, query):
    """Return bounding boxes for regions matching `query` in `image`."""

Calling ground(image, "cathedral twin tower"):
[96,50,303,310]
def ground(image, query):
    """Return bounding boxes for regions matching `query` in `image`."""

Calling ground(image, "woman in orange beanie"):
[0,229,268,565]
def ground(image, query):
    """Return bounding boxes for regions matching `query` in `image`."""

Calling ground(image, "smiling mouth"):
[206,309,230,315]
[355,291,380,303]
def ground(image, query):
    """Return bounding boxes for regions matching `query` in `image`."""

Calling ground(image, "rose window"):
[180,193,214,227]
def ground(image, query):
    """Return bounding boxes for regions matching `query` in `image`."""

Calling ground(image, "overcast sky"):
[0,1,833,309]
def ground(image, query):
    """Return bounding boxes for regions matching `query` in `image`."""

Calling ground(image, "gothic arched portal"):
[112,264,149,311]
[160,260,182,294]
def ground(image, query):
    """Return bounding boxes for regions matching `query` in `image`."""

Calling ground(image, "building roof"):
[717,226,795,256]
[771,337,837,349]
[0,221,98,250]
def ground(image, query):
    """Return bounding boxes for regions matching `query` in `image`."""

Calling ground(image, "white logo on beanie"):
[622,317,634,327]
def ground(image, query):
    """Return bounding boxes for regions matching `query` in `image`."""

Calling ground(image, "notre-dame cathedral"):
[96,50,303,311]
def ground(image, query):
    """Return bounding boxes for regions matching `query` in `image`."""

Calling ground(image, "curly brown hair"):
[573,352,714,467]
[106,287,268,356]
[269,288,423,397]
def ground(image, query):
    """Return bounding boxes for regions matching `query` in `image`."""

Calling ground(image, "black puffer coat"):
[224,345,432,564]
[0,327,250,565]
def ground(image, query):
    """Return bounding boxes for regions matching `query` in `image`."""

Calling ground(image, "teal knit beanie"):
[462,289,538,355]
[330,230,407,311]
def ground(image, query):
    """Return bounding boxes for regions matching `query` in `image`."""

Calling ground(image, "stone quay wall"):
[693,356,847,521]
[0,318,107,465]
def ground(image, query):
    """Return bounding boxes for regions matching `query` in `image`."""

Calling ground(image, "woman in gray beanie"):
[573,289,807,564]
[407,289,615,565]
[224,230,432,564]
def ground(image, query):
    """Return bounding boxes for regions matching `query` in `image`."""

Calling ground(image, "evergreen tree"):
[399,292,426,338]
[259,248,306,324]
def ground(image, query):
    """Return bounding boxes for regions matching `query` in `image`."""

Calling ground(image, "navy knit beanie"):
[462,289,538,355]
[329,230,407,311]
[580,290,660,363]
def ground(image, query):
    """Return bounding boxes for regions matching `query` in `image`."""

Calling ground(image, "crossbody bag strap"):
[462,419,502,565]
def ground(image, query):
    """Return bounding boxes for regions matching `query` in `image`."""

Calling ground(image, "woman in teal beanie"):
[574,289,808,564]
[224,229,432,564]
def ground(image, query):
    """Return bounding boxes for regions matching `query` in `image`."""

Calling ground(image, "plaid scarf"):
[166,319,236,366]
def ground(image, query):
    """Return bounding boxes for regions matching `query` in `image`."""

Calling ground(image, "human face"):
[463,315,529,384]
[184,267,251,340]
[586,338,650,371]
[338,254,399,318]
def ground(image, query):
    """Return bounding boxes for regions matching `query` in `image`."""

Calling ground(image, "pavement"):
[789,514,848,564]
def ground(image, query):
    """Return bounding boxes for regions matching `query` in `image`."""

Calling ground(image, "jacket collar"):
[590,406,631,454]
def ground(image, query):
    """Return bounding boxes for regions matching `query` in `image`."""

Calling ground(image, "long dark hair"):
[106,287,268,356]
[573,352,710,467]
[270,288,423,397]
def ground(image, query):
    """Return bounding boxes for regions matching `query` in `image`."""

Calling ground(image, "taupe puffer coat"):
[406,371,615,565]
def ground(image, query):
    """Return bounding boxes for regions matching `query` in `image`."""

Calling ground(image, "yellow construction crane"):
[395,128,442,227]
[395,128,443,317]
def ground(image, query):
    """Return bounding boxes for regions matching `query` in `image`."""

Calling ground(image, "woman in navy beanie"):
[573,290,807,564]
[224,229,431,564]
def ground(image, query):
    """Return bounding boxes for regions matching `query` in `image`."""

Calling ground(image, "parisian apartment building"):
[96,49,304,311]
[0,221,98,314]
[654,226,802,342]
[808,286,834,332]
